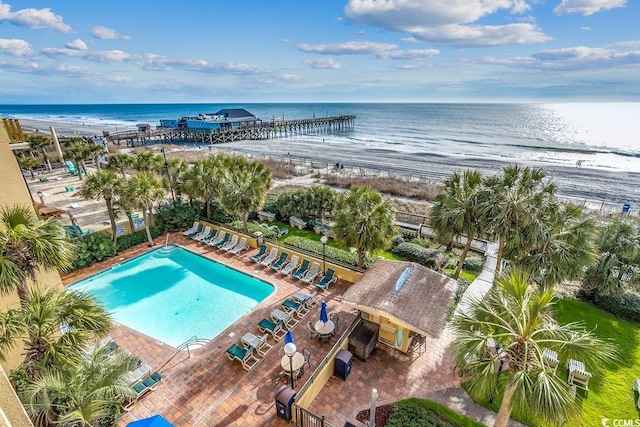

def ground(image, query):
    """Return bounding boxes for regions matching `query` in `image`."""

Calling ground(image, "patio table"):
[281,352,304,376]
[314,320,335,336]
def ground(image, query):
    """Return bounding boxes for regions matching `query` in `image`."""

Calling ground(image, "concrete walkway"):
[455,241,498,316]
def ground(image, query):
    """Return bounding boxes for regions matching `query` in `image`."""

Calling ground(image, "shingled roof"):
[341,260,457,338]
[213,108,257,119]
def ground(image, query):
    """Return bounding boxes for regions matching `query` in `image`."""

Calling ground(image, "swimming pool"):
[68,246,274,347]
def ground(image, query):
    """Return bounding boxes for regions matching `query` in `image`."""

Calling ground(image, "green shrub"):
[410,236,433,247]
[155,200,203,232]
[390,234,405,250]
[590,291,640,323]
[227,220,278,239]
[71,232,115,270]
[116,227,161,252]
[393,242,448,270]
[392,398,487,427]
[386,403,455,427]
[206,199,235,223]
[282,236,375,268]
[261,197,281,220]
[462,256,484,272]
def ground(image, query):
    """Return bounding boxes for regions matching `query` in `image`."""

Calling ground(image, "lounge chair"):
[124,362,152,386]
[301,262,320,283]
[280,255,299,275]
[292,259,310,279]
[123,372,161,411]
[567,359,591,391]
[211,232,230,248]
[186,224,203,238]
[241,332,272,357]
[270,307,298,328]
[250,245,268,263]
[316,268,337,291]
[257,318,286,341]
[201,229,218,244]
[63,225,93,239]
[268,224,289,238]
[208,231,227,247]
[220,235,239,251]
[542,348,559,374]
[260,248,279,267]
[182,221,200,236]
[292,291,318,308]
[633,379,640,409]
[226,342,259,371]
[191,226,211,241]
[282,298,310,318]
[270,252,289,272]
[229,237,249,255]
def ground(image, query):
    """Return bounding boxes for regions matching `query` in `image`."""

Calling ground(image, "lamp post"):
[320,235,328,274]
[368,388,378,427]
[160,147,175,205]
[284,342,297,389]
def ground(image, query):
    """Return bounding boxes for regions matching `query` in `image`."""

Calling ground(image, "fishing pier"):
[104,114,356,147]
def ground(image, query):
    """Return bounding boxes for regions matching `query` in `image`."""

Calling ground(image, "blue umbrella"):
[285,329,295,345]
[320,300,329,324]
[126,415,174,427]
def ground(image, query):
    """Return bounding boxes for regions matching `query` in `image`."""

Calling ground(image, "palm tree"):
[106,153,132,178]
[483,165,556,274]
[18,155,40,179]
[582,219,640,298]
[218,157,273,232]
[450,270,616,427]
[80,170,122,242]
[86,143,107,171]
[0,205,75,304]
[27,134,52,171]
[429,170,485,279]
[333,185,396,269]
[307,185,337,221]
[507,202,598,289]
[182,154,225,218]
[126,173,166,246]
[166,157,188,197]
[63,138,92,181]
[132,150,163,173]
[21,345,137,427]
[0,286,111,369]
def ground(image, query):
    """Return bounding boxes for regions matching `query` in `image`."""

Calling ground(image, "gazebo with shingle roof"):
[341,260,457,353]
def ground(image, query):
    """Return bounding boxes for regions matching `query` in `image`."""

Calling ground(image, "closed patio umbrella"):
[320,300,329,324]
[126,415,174,427]
[285,329,295,345]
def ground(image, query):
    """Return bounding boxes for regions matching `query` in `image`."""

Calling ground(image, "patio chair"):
[567,358,591,392]
[257,318,286,341]
[282,298,310,318]
[329,312,339,335]
[229,237,249,255]
[201,229,219,244]
[301,262,320,283]
[63,225,93,239]
[226,343,259,371]
[241,332,272,357]
[316,268,337,291]
[260,248,279,267]
[192,226,212,242]
[182,221,200,236]
[303,348,312,369]
[291,259,310,279]
[280,255,299,275]
[270,252,289,272]
[250,245,268,263]
[220,235,239,251]
[307,321,319,340]
[210,232,230,248]
[633,379,640,409]
[542,348,559,374]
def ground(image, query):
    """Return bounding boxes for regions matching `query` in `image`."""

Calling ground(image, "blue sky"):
[0,0,638,103]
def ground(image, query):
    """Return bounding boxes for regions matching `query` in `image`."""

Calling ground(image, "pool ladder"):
[159,233,179,255]
[158,335,210,371]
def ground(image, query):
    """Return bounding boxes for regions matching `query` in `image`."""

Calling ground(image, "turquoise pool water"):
[68,246,274,347]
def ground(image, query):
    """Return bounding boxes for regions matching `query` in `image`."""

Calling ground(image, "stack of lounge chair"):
[301,262,321,284]
[280,255,299,275]
[229,237,249,255]
[182,222,201,237]
[316,268,337,291]
[210,232,230,248]
[292,259,310,279]
[191,226,212,242]
[260,248,279,267]
[123,371,163,411]
[220,235,239,251]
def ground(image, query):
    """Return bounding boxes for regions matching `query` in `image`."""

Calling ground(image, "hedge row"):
[393,242,448,270]
[592,291,640,323]
[281,236,374,268]
[390,398,486,427]
[227,220,278,240]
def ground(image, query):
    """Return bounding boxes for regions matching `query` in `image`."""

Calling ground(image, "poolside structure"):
[341,260,457,354]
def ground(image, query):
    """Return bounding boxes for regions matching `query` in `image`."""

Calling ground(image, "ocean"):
[2,103,639,207]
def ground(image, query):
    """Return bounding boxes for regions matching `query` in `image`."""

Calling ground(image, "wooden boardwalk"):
[105,114,355,146]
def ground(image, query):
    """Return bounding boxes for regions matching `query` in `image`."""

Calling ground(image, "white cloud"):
[296,41,397,55]
[0,38,33,56]
[0,1,71,32]
[375,48,440,60]
[356,30,366,36]
[553,0,626,16]
[581,26,592,31]
[303,58,342,69]
[401,36,419,43]
[344,0,550,47]
[90,25,131,40]
[66,39,88,51]
[41,47,131,62]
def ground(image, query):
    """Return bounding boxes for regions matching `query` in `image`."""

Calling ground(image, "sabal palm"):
[22,344,137,427]
[219,157,273,232]
[63,138,92,181]
[127,173,166,245]
[86,143,107,171]
[18,155,40,179]
[166,157,188,197]
[507,202,597,289]
[106,153,131,178]
[27,134,52,171]
[182,154,225,218]
[483,165,556,274]
[429,170,485,279]
[80,170,122,241]
[0,286,111,368]
[0,205,75,303]
[450,270,615,427]
[307,185,336,220]
[333,185,396,269]
[132,150,163,173]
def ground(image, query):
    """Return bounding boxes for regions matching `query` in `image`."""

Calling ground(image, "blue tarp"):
[126,415,174,427]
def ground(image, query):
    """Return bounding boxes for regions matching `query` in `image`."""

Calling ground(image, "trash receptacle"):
[623,204,631,214]
[334,349,353,381]
[254,231,264,247]
[275,385,296,421]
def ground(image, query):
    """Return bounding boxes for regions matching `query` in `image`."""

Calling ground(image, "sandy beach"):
[18,117,640,212]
